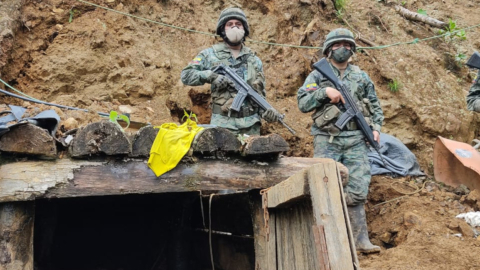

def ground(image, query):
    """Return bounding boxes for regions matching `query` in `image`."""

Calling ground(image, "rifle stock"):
[211,64,296,135]
[466,51,480,70]
[312,58,384,160]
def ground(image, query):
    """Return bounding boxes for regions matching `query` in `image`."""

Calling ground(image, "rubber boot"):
[347,204,381,254]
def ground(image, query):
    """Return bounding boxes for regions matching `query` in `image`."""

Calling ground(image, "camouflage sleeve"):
[362,72,384,132]
[180,51,214,86]
[297,71,327,113]
[466,71,480,112]
[253,56,267,97]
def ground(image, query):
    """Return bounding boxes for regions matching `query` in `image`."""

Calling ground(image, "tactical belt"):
[212,104,257,118]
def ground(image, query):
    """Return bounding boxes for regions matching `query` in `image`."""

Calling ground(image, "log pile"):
[0,119,290,160]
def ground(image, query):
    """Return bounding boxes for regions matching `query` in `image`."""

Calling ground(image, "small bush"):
[388,79,401,93]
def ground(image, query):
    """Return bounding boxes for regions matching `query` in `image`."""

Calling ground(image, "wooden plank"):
[275,200,318,270]
[250,192,277,270]
[312,225,331,270]
[0,157,330,203]
[335,164,360,269]
[265,160,349,208]
[0,201,34,270]
[308,162,354,270]
[266,168,308,208]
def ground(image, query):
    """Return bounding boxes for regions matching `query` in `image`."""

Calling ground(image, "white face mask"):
[225,27,245,43]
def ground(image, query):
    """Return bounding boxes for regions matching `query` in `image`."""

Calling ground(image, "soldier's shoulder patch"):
[474,74,479,84]
[306,83,318,91]
[190,57,202,64]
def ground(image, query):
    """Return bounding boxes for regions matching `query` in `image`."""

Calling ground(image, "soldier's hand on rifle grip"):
[211,74,236,92]
[326,87,345,104]
[373,130,380,143]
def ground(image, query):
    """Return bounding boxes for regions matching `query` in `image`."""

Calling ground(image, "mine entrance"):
[34,192,255,270]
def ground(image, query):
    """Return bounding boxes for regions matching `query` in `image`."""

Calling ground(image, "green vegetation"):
[334,0,348,13]
[69,9,80,23]
[438,19,467,41]
[417,9,427,16]
[109,111,130,131]
[388,79,401,93]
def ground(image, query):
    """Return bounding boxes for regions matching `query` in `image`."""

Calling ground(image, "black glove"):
[262,107,281,123]
[210,74,235,92]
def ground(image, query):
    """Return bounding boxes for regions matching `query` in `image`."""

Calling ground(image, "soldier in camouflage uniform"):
[297,28,384,253]
[467,70,480,112]
[181,7,281,135]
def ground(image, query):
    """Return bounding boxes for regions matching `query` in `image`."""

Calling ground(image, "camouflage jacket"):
[181,42,266,131]
[466,70,480,112]
[297,62,384,136]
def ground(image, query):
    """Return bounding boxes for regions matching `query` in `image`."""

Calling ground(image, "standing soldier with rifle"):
[466,52,480,112]
[297,28,384,253]
[181,7,281,135]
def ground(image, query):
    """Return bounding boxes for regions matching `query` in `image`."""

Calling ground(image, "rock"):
[379,232,392,243]
[62,117,78,130]
[404,212,422,226]
[466,189,480,203]
[52,8,64,13]
[447,220,460,230]
[458,221,475,238]
[119,105,133,114]
[55,24,63,31]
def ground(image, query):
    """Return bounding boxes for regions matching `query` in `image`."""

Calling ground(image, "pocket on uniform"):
[313,105,341,128]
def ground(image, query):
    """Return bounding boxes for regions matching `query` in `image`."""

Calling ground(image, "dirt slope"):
[1,0,480,269]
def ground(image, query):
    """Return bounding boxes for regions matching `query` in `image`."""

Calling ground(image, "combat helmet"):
[322,28,356,56]
[216,7,250,38]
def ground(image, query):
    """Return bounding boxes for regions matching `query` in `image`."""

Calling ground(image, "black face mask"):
[331,47,352,63]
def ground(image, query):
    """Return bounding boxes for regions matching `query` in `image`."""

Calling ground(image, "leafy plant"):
[109,111,130,131]
[455,53,467,64]
[438,19,467,41]
[388,79,401,93]
[334,0,348,13]
[69,9,80,23]
[401,1,407,6]
[417,9,427,16]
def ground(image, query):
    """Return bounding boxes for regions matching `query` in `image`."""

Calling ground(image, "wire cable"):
[76,0,480,51]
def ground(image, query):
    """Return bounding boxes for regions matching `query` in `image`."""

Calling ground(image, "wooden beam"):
[308,162,354,270]
[0,201,34,270]
[265,161,348,208]
[0,157,333,203]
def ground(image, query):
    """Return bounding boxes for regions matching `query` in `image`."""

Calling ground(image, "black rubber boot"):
[347,204,381,254]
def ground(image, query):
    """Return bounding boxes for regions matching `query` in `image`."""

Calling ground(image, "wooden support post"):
[264,159,356,270]
[308,162,354,270]
[0,202,34,270]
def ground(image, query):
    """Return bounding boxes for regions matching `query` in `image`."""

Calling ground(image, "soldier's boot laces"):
[348,204,381,254]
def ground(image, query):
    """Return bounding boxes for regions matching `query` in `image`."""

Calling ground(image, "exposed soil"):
[1,0,480,269]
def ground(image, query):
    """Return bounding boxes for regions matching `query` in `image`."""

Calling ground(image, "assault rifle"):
[466,51,480,69]
[212,64,296,135]
[313,58,385,164]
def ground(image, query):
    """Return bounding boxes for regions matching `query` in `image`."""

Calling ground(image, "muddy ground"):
[1,0,480,269]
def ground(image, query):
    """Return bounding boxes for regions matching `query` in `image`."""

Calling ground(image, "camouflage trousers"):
[210,113,261,136]
[313,134,371,206]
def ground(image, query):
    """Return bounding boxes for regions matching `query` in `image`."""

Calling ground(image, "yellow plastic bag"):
[148,112,204,177]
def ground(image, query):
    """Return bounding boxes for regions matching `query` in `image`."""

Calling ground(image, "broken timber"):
[395,5,447,29]
[260,160,359,270]
[0,157,348,203]
[0,123,57,158]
